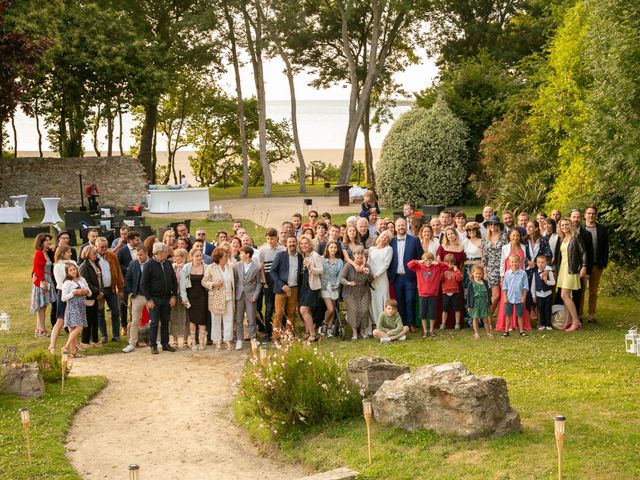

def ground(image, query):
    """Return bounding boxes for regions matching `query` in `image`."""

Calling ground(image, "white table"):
[9,195,29,219]
[41,197,63,224]
[148,188,210,213]
[0,206,24,223]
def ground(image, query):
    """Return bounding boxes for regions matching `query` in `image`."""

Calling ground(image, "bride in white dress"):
[368,231,393,326]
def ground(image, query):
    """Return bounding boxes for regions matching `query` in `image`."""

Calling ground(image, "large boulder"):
[347,357,410,393]
[372,362,522,438]
[1,362,45,398]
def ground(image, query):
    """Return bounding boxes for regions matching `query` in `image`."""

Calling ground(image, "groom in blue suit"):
[388,217,424,328]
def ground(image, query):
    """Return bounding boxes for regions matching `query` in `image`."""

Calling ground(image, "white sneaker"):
[538,326,545,331]
[380,337,392,344]
[122,344,135,353]
[546,326,553,331]
[235,340,243,350]
[398,335,407,341]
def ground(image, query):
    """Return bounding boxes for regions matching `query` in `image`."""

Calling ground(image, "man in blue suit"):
[388,217,423,329]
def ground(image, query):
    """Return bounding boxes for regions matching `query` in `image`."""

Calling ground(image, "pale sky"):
[219,49,439,101]
[12,49,439,152]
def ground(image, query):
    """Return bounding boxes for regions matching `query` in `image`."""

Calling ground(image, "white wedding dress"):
[367,245,393,326]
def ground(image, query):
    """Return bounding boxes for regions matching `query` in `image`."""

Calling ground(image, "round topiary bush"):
[377,97,469,208]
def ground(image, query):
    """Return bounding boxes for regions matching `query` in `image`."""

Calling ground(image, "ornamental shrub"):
[235,340,361,440]
[377,97,468,208]
[20,350,71,383]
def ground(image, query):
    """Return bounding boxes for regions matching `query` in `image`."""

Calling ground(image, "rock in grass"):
[372,362,522,437]
[1,362,45,398]
[206,212,232,222]
[347,356,409,393]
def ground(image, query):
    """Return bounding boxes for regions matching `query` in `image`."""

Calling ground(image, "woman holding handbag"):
[202,248,235,350]
[79,246,103,348]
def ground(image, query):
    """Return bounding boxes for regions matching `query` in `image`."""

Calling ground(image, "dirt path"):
[66,348,305,480]
[147,195,360,227]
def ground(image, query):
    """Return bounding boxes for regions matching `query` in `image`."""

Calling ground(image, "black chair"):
[100,205,117,218]
[23,225,50,238]
[123,216,145,226]
[65,211,98,230]
[157,226,171,240]
[130,225,154,241]
[422,205,445,216]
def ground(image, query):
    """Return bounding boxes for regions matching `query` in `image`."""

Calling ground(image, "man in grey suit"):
[234,246,262,350]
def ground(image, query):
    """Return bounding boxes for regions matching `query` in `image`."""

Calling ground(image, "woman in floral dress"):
[481,216,507,317]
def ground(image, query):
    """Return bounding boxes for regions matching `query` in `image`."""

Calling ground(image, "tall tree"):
[221,0,251,197]
[113,0,217,181]
[240,0,273,196]
[260,0,308,193]
[302,0,427,186]
[0,0,49,156]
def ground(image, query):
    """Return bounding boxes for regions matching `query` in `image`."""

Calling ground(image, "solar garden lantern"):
[625,327,639,353]
[259,346,268,368]
[362,399,373,464]
[19,407,32,464]
[129,464,140,480]
[0,312,9,331]
[554,415,566,480]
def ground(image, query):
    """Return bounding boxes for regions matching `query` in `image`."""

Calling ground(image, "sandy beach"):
[18,148,380,185]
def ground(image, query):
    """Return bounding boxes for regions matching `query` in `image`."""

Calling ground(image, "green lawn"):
[269,296,640,479]
[0,376,107,479]
[210,182,337,200]
[6,208,635,479]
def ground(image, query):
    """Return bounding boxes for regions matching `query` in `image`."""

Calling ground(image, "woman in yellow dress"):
[555,219,587,331]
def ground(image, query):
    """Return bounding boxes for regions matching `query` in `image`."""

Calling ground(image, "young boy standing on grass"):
[408,252,449,337]
[373,299,409,343]
[531,254,556,331]
[502,254,529,337]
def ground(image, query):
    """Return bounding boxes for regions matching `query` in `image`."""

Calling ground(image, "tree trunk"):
[106,103,114,158]
[139,100,158,182]
[336,0,400,186]
[118,103,124,155]
[224,2,250,198]
[151,125,157,184]
[92,105,101,157]
[0,123,3,157]
[280,49,306,193]
[35,97,43,157]
[362,98,376,190]
[242,1,272,196]
[11,113,17,157]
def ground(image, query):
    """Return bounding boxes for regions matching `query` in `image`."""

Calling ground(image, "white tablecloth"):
[0,206,24,223]
[41,197,63,224]
[9,195,29,219]
[349,185,368,200]
[148,188,210,213]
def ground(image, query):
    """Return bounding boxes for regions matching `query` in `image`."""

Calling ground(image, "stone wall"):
[0,156,148,208]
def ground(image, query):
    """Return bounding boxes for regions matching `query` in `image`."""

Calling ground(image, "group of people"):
[29,191,609,355]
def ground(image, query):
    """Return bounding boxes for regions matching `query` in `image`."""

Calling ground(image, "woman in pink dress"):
[496,228,532,332]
